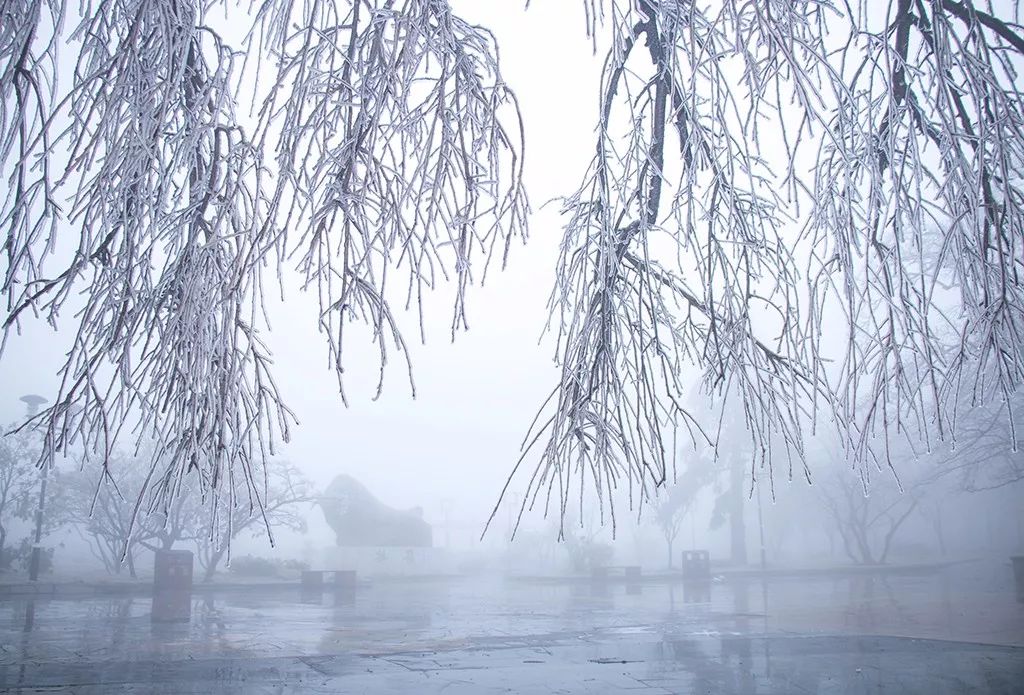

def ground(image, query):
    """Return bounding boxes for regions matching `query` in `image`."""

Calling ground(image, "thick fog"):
[1,2,1022,692]
[2,0,1020,578]
[0,1,598,558]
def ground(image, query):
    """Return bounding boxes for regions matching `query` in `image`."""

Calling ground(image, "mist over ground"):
[1,1,1023,693]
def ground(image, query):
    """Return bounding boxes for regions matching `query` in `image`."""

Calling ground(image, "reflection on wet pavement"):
[1,563,1022,693]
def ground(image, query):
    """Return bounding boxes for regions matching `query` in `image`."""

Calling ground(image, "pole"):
[755,479,770,676]
[27,464,49,582]
[756,480,767,571]
[20,395,48,582]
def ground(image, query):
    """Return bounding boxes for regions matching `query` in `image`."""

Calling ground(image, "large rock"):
[319,475,432,547]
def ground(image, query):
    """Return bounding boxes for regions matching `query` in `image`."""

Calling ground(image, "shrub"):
[227,555,309,577]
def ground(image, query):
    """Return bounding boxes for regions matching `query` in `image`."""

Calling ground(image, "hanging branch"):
[0,0,527,538]
[1,0,63,325]
[489,0,813,539]
[490,0,1024,536]
[253,0,528,402]
[4,0,1024,542]
[2,0,292,533]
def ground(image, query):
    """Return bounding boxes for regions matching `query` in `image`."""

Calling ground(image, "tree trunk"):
[729,452,747,565]
[879,500,918,564]
[933,515,947,556]
[666,537,674,570]
[852,517,875,565]
[203,547,226,583]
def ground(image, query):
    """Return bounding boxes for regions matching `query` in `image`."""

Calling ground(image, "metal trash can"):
[151,549,193,622]
[682,550,711,580]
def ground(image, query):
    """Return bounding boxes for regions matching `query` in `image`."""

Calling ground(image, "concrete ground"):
[1,560,1022,693]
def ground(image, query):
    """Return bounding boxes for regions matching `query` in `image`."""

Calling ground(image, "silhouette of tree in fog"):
[3,1,1024,537]
[0,427,40,568]
[63,451,311,578]
[194,461,312,582]
[935,391,1024,491]
[651,457,714,568]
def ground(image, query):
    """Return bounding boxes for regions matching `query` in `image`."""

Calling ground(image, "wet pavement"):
[1,562,1023,693]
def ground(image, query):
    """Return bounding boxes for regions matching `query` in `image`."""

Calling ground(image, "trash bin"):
[152,549,193,622]
[682,550,711,580]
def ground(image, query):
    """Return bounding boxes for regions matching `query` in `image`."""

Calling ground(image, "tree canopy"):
[3,0,1023,536]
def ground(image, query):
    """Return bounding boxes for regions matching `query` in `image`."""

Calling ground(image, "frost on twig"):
[2,0,291,530]
[491,0,1024,537]
[4,0,1024,541]
[0,0,527,533]
[253,0,528,401]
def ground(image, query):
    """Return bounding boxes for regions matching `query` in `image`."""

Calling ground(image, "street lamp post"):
[756,481,767,571]
[20,395,48,582]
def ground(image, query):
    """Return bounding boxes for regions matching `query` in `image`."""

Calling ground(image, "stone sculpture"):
[320,474,432,547]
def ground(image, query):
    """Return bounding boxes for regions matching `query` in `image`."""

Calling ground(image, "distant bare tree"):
[937,392,1024,491]
[3,1,1024,540]
[816,469,926,566]
[194,461,312,582]
[651,459,714,569]
[64,450,311,578]
[63,463,154,578]
[813,443,946,566]
[0,427,40,566]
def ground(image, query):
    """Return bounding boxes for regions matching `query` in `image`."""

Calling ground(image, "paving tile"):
[1,566,1022,693]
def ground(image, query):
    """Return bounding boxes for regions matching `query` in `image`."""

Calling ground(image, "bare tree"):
[3,1,1024,539]
[651,441,717,568]
[64,451,311,578]
[0,426,40,566]
[651,476,710,570]
[499,0,1024,533]
[815,465,924,566]
[812,427,951,565]
[935,392,1024,491]
[194,461,312,582]
[63,465,154,578]
[62,447,209,576]
[1,0,525,535]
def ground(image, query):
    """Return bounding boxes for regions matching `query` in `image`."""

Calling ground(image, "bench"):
[301,569,357,592]
[590,565,642,582]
